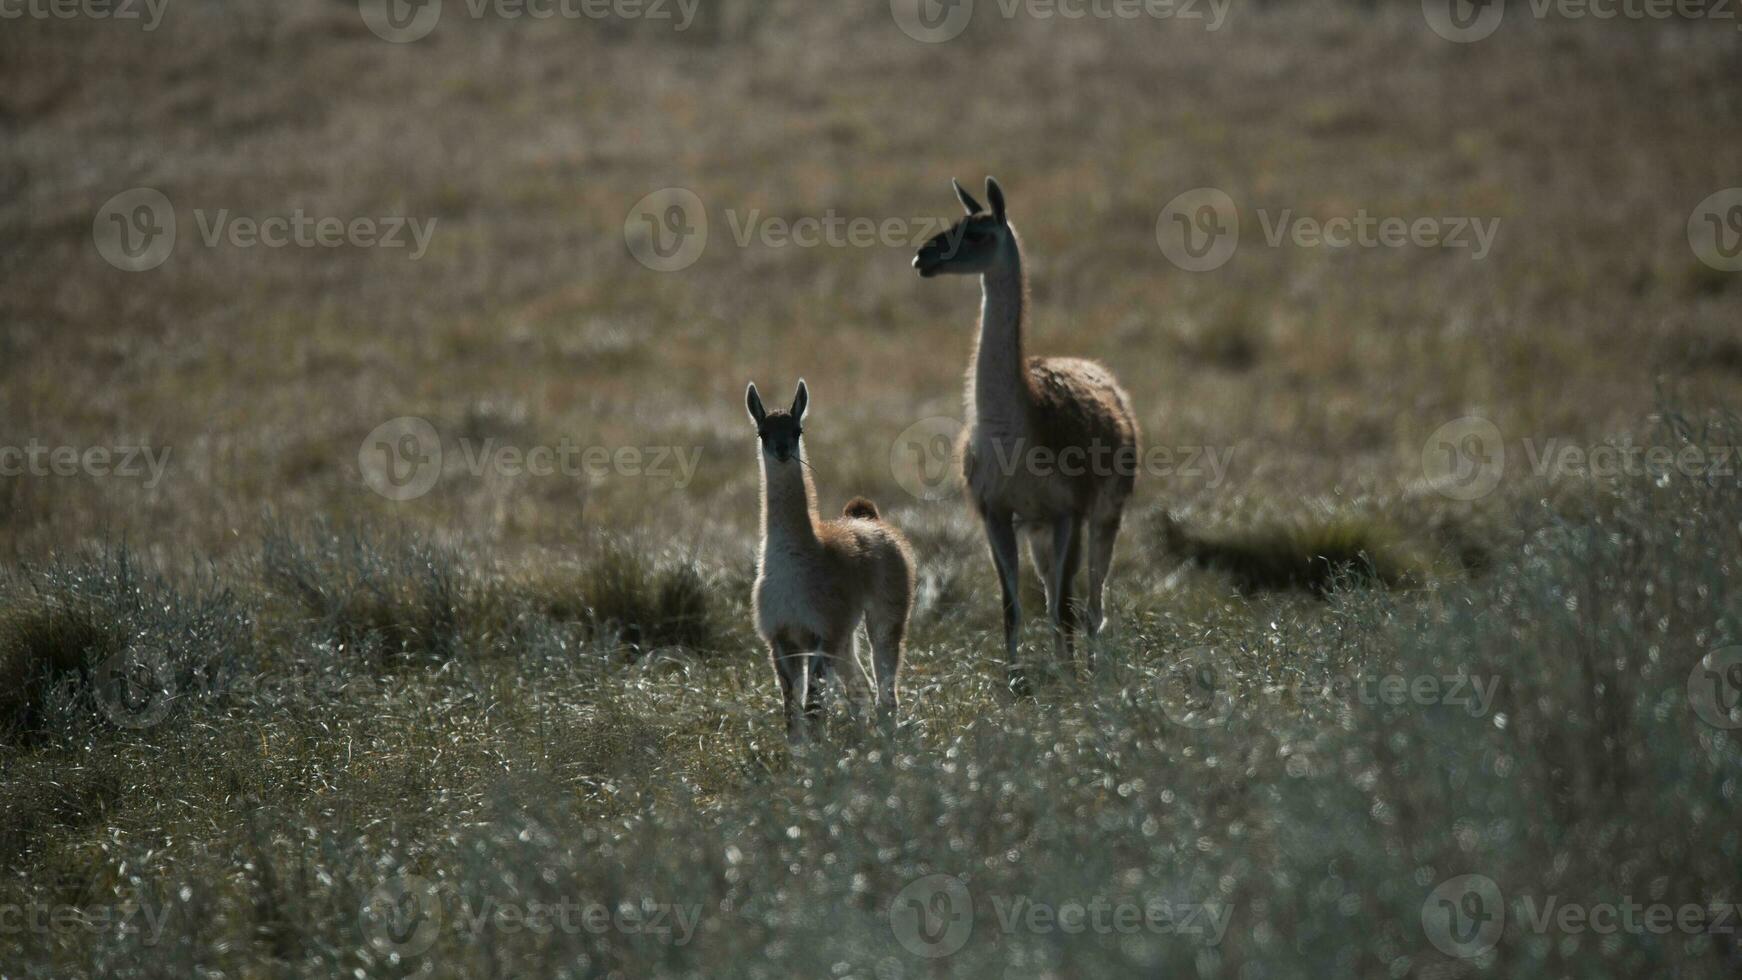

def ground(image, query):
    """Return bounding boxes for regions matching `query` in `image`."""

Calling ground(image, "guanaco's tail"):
[842,497,880,521]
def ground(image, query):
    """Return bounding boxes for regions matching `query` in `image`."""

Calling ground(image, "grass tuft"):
[260,523,465,662]
[520,537,725,657]
[0,547,250,745]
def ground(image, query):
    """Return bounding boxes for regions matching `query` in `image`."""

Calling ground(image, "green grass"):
[3,420,1741,977]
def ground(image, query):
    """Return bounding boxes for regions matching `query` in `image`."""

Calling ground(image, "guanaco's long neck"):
[969,232,1031,431]
[760,451,819,553]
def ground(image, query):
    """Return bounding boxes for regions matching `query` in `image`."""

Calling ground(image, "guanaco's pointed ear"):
[746,383,766,427]
[986,176,1007,226]
[953,178,984,216]
[791,379,809,421]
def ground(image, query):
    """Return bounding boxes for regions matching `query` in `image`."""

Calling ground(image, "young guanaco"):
[747,379,916,741]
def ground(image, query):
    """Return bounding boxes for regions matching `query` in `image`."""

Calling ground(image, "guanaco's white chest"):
[753,543,830,640]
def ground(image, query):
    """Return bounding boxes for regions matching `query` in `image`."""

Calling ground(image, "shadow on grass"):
[1155,510,1433,596]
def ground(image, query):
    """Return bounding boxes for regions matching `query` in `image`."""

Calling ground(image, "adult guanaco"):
[913,177,1139,695]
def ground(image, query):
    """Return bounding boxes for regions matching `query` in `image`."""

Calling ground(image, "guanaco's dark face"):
[746,380,809,465]
[914,176,1011,278]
